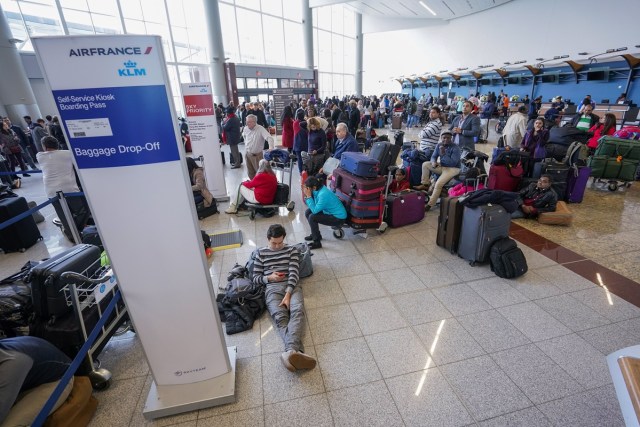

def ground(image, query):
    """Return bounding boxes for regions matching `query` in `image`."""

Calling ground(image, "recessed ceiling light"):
[419,1,437,16]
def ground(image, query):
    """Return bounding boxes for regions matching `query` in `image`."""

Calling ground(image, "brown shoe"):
[413,184,429,191]
[281,351,296,372]
[289,350,317,370]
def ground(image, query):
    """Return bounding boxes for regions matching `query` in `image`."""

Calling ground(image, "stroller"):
[244,149,296,220]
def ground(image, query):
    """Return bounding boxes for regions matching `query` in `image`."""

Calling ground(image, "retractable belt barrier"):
[0,191,85,232]
[31,290,122,427]
[0,170,43,175]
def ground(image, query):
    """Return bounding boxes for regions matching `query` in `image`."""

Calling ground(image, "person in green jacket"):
[303,176,347,249]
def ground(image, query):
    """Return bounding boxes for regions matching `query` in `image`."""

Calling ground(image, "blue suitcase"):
[339,152,380,179]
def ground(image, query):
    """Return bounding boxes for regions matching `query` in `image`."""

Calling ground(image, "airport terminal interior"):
[2,0,640,426]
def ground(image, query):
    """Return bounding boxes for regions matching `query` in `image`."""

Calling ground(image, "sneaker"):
[281,351,296,372]
[308,241,322,249]
[225,206,238,214]
[289,351,317,370]
[304,234,322,241]
[230,164,240,169]
[22,173,31,177]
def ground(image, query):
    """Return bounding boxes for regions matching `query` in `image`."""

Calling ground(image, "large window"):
[313,4,356,99]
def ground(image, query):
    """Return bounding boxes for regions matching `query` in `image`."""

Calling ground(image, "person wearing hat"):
[421,129,461,212]
[222,106,242,168]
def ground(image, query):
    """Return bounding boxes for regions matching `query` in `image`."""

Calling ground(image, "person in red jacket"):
[587,113,616,150]
[280,105,294,152]
[388,168,410,193]
[225,159,277,214]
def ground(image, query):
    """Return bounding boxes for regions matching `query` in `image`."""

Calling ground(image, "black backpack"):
[489,237,528,279]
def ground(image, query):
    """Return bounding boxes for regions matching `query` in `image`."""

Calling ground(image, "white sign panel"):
[181,83,227,199]
[32,35,230,386]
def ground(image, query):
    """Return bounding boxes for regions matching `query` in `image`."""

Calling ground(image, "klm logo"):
[118,60,146,77]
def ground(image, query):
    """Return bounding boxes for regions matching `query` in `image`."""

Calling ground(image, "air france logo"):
[118,60,146,77]
[69,46,152,57]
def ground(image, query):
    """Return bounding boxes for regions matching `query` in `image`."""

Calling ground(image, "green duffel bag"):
[618,158,640,181]
[594,136,640,160]
[588,155,608,178]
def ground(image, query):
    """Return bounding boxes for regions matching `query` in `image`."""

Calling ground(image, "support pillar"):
[202,0,228,105]
[302,0,314,70]
[0,4,41,124]
[355,13,363,97]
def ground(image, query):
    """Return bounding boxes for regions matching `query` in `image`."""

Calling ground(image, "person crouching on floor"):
[512,174,557,219]
[252,224,316,372]
[303,176,347,249]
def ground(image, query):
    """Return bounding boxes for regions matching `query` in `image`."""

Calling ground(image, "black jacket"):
[216,292,265,335]
[223,115,242,145]
[518,183,557,215]
[459,188,520,213]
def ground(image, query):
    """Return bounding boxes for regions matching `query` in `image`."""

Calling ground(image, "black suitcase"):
[436,197,464,254]
[542,161,570,200]
[0,197,42,253]
[27,244,102,322]
[369,141,401,175]
[81,226,103,251]
[457,204,511,265]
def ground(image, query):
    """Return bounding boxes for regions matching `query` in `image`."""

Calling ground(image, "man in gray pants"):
[251,224,316,372]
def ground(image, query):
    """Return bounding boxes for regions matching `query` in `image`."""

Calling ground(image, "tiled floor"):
[1,121,639,426]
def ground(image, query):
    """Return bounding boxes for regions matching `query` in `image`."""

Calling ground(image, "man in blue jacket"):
[422,130,462,212]
[302,176,347,249]
[331,123,359,160]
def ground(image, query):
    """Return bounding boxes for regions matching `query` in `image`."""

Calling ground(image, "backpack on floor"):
[489,237,528,279]
[563,141,589,168]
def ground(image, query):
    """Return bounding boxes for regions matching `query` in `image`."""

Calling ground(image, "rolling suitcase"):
[385,190,425,228]
[0,197,42,253]
[335,189,381,218]
[392,113,403,129]
[369,141,401,175]
[457,204,511,265]
[487,164,523,191]
[27,244,102,322]
[542,162,570,200]
[565,166,591,203]
[339,152,380,178]
[331,168,386,200]
[436,197,464,254]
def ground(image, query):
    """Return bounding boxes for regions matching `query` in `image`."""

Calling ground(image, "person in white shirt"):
[242,114,274,179]
[502,105,528,149]
[37,136,91,240]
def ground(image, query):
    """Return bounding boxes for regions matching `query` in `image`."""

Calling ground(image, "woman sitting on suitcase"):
[389,168,411,193]
[225,159,277,214]
[187,157,216,211]
[302,176,347,249]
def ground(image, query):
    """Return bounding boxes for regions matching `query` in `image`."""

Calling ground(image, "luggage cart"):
[245,153,296,220]
[60,261,129,390]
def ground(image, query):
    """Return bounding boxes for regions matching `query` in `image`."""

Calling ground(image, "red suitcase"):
[335,189,380,218]
[331,168,386,200]
[488,164,522,192]
[385,190,425,227]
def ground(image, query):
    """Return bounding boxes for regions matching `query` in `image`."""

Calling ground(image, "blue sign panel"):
[53,85,180,169]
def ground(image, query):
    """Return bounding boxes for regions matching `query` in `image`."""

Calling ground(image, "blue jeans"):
[265,284,305,352]
[0,337,71,422]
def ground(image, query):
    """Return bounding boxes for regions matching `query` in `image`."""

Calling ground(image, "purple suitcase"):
[565,166,591,203]
[335,189,381,218]
[339,152,380,179]
[330,168,386,200]
[385,190,425,227]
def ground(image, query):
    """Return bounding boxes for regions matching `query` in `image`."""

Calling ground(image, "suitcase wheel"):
[249,210,257,220]
[333,228,345,239]
[89,368,112,391]
[286,201,295,212]
[377,222,388,234]
[608,182,618,192]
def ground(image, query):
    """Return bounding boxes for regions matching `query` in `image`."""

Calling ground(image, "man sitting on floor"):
[251,224,317,372]
[511,174,557,219]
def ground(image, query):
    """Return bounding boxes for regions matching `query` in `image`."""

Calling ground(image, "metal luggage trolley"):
[245,152,296,220]
[60,261,129,390]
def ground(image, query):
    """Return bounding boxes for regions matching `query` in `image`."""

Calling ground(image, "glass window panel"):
[146,22,174,61]
[236,78,246,89]
[316,6,331,31]
[246,79,258,89]
[64,9,95,34]
[332,33,343,74]
[91,13,122,34]
[317,30,331,72]
[235,0,260,9]
[344,74,354,94]
[343,8,356,37]
[284,21,303,68]
[120,0,143,18]
[166,0,187,27]
[268,79,277,88]
[262,15,285,65]
[19,2,64,37]
[312,28,318,68]
[219,3,240,63]
[282,0,302,22]
[343,37,355,74]
[320,73,332,96]
[124,19,146,34]
[140,0,167,24]
[167,64,181,100]
[86,0,118,15]
[189,46,208,64]
[312,8,317,26]
[331,5,343,34]
[172,26,189,45]
[59,0,88,10]
[333,74,343,96]
[281,79,290,88]
[261,0,281,16]
[236,9,264,64]
[257,79,268,88]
